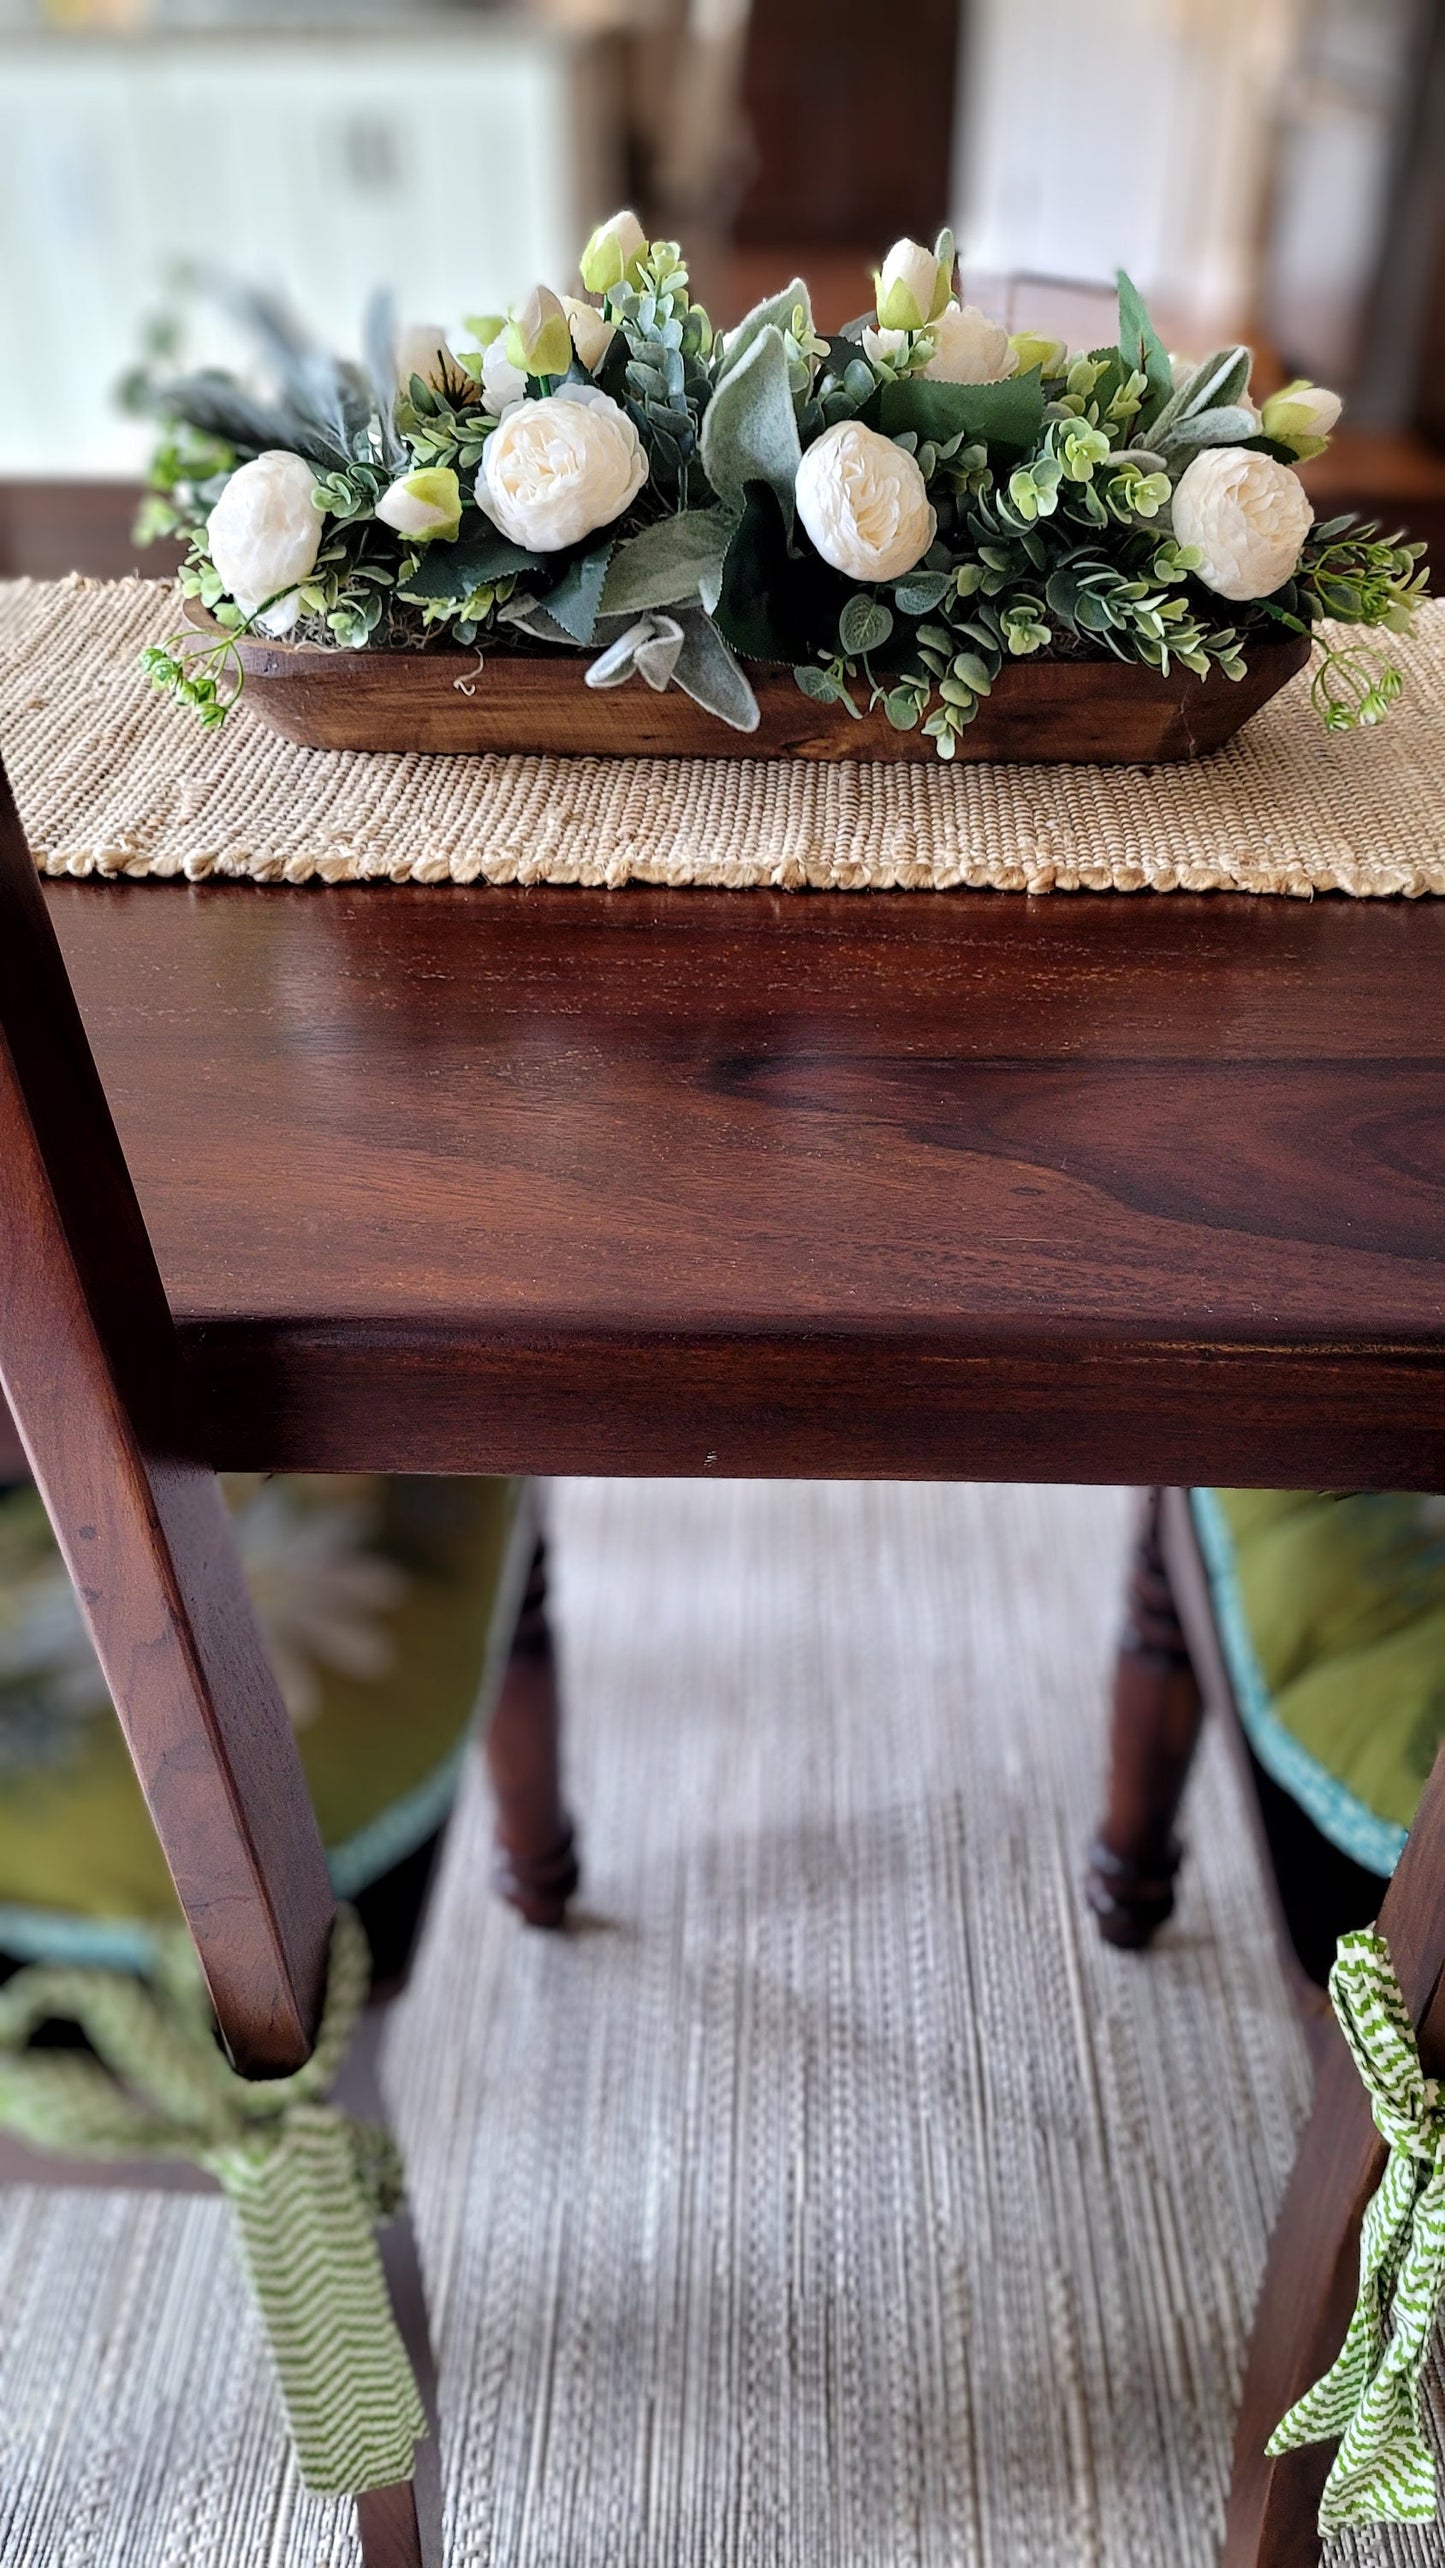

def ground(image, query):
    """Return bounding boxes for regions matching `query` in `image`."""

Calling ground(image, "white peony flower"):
[922,301,1016,385]
[375,467,462,542]
[562,295,617,373]
[207,451,322,634]
[480,382,648,553]
[1171,446,1313,601]
[794,420,936,583]
[876,236,947,333]
[862,323,911,369]
[482,337,527,415]
[396,321,460,394]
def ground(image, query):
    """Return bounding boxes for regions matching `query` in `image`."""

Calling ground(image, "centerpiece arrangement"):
[135,219,1429,762]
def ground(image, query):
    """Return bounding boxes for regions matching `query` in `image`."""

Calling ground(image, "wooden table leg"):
[1087,1487,1206,1949]
[1224,1738,1445,2566]
[0,761,333,2074]
[484,1531,580,1929]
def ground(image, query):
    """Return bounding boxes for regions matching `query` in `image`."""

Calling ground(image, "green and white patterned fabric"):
[0,1472,527,1967]
[1192,1490,1445,1876]
[1269,1930,1445,2531]
[0,1904,425,2495]
[0,1468,528,2500]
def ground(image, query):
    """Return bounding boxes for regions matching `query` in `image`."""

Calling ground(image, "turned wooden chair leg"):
[1087,1486,1207,1949]
[484,1531,579,1929]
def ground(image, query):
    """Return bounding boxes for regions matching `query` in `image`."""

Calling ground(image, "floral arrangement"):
[135,219,1429,752]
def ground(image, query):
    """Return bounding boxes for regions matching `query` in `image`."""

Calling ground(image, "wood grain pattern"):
[24,878,1445,1491]
[0,769,334,2075]
[209,611,1311,761]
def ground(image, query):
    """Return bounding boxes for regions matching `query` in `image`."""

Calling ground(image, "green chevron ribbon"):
[1268,1929,1445,2532]
[0,1905,425,2496]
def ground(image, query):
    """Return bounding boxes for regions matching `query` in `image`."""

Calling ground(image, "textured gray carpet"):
[0,1480,1438,2565]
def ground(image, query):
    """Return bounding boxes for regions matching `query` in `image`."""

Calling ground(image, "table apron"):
[179,1325,1445,1491]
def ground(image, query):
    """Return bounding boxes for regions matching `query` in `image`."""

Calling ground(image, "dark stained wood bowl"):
[188,604,1312,761]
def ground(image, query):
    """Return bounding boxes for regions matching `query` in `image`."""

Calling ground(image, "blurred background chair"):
[1088,1485,1445,2026]
[1088,1483,1445,2553]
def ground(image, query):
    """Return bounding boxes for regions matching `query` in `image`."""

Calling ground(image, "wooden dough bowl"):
[206,611,1312,762]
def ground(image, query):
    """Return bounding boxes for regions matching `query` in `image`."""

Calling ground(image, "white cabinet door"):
[0,30,616,473]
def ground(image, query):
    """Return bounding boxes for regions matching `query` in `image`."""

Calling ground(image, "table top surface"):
[44,878,1445,1488]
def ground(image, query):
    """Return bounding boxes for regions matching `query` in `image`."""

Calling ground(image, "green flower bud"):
[504,286,574,381]
[874,236,949,334]
[375,467,462,543]
[1260,378,1341,461]
[1009,332,1068,379]
[579,210,648,295]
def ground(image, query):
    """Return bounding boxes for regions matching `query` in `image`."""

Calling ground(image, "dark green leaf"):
[543,540,615,645]
[713,481,849,665]
[398,522,538,605]
[868,371,1044,457]
[1115,270,1173,428]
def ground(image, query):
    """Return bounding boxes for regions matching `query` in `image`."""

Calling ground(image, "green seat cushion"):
[0,1473,527,1968]
[1192,1488,1445,1877]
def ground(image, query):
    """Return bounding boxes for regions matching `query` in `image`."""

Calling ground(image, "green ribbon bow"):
[0,1905,425,2498]
[1268,1928,1445,2532]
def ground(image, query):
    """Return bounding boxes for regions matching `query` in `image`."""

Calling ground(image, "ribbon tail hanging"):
[209,2100,427,2498]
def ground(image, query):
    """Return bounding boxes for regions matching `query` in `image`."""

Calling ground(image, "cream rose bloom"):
[207,451,322,633]
[794,421,935,583]
[1171,446,1313,601]
[923,302,1016,385]
[481,383,647,552]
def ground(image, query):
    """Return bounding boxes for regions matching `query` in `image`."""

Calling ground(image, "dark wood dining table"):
[26,876,1445,1492]
[10,869,1445,2568]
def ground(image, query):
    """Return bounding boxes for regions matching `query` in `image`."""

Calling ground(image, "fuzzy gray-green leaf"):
[600,511,734,617]
[699,325,802,528]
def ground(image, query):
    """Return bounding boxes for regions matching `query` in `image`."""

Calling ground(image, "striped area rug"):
[1,1479,1440,2565]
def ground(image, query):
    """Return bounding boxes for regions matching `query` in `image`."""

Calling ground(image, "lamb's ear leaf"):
[1160,404,1261,455]
[542,539,615,646]
[700,326,802,529]
[1149,346,1252,444]
[601,510,734,616]
[668,607,760,731]
[715,280,812,380]
[1115,269,1173,430]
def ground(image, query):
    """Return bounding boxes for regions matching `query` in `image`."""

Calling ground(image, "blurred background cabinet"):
[0,22,623,474]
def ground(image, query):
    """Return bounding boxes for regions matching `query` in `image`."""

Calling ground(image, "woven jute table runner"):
[3,575,1443,894]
